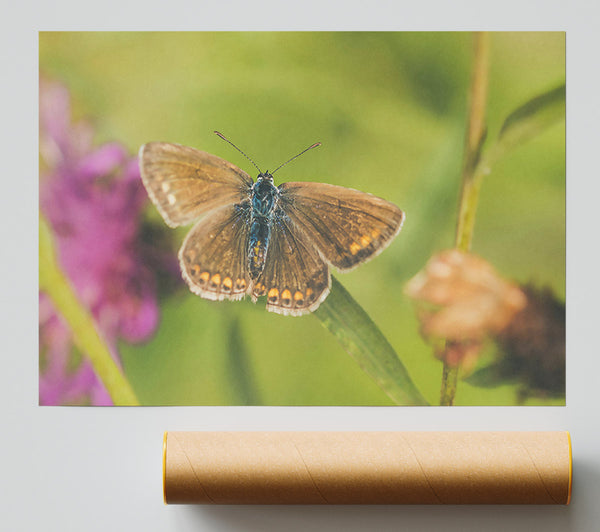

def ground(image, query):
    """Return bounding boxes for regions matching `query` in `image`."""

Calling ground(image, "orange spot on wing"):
[281,289,292,305]
[254,283,266,296]
[223,277,233,290]
[360,235,372,248]
[199,271,210,283]
[350,242,361,255]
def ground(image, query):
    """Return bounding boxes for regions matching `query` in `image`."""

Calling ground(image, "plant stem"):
[439,31,490,406]
[440,354,459,406]
[455,31,490,253]
[39,214,140,406]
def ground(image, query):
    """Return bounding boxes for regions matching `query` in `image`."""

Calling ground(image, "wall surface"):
[3,1,599,531]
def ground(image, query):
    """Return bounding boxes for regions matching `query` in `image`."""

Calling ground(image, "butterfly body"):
[248,172,278,280]
[139,141,405,316]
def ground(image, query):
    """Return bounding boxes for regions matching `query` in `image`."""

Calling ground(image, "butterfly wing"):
[252,211,330,316]
[278,182,405,271]
[139,142,253,227]
[179,203,252,301]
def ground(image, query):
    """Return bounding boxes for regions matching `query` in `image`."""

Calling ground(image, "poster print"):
[39,32,565,406]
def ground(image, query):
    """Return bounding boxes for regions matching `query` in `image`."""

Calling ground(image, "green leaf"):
[463,362,507,389]
[314,276,428,405]
[485,83,565,167]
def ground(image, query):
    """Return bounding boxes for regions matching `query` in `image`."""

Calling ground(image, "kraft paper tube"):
[163,431,572,505]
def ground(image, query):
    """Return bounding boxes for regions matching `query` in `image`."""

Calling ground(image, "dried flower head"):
[405,250,526,369]
[405,250,526,340]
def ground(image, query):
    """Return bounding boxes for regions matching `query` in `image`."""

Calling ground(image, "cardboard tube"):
[163,431,571,505]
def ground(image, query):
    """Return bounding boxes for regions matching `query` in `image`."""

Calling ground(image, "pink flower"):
[39,78,178,405]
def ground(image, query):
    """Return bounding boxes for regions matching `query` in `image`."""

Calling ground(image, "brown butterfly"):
[139,133,404,316]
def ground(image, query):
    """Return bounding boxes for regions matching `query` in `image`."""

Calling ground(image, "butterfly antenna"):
[214,130,262,173]
[271,142,321,175]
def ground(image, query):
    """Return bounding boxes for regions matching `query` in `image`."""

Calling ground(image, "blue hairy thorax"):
[248,172,279,280]
[251,172,278,216]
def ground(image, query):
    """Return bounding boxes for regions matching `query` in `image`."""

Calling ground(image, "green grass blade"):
[39,214,140,406]
[225,312,261,405]
[314,276,428,405]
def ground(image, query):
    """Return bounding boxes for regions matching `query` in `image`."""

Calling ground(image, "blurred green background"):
[39,32,565,406]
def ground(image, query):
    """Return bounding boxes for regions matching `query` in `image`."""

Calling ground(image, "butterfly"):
[139,133,405,316]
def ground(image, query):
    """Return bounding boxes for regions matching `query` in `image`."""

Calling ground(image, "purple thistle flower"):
[39,78,177,405]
